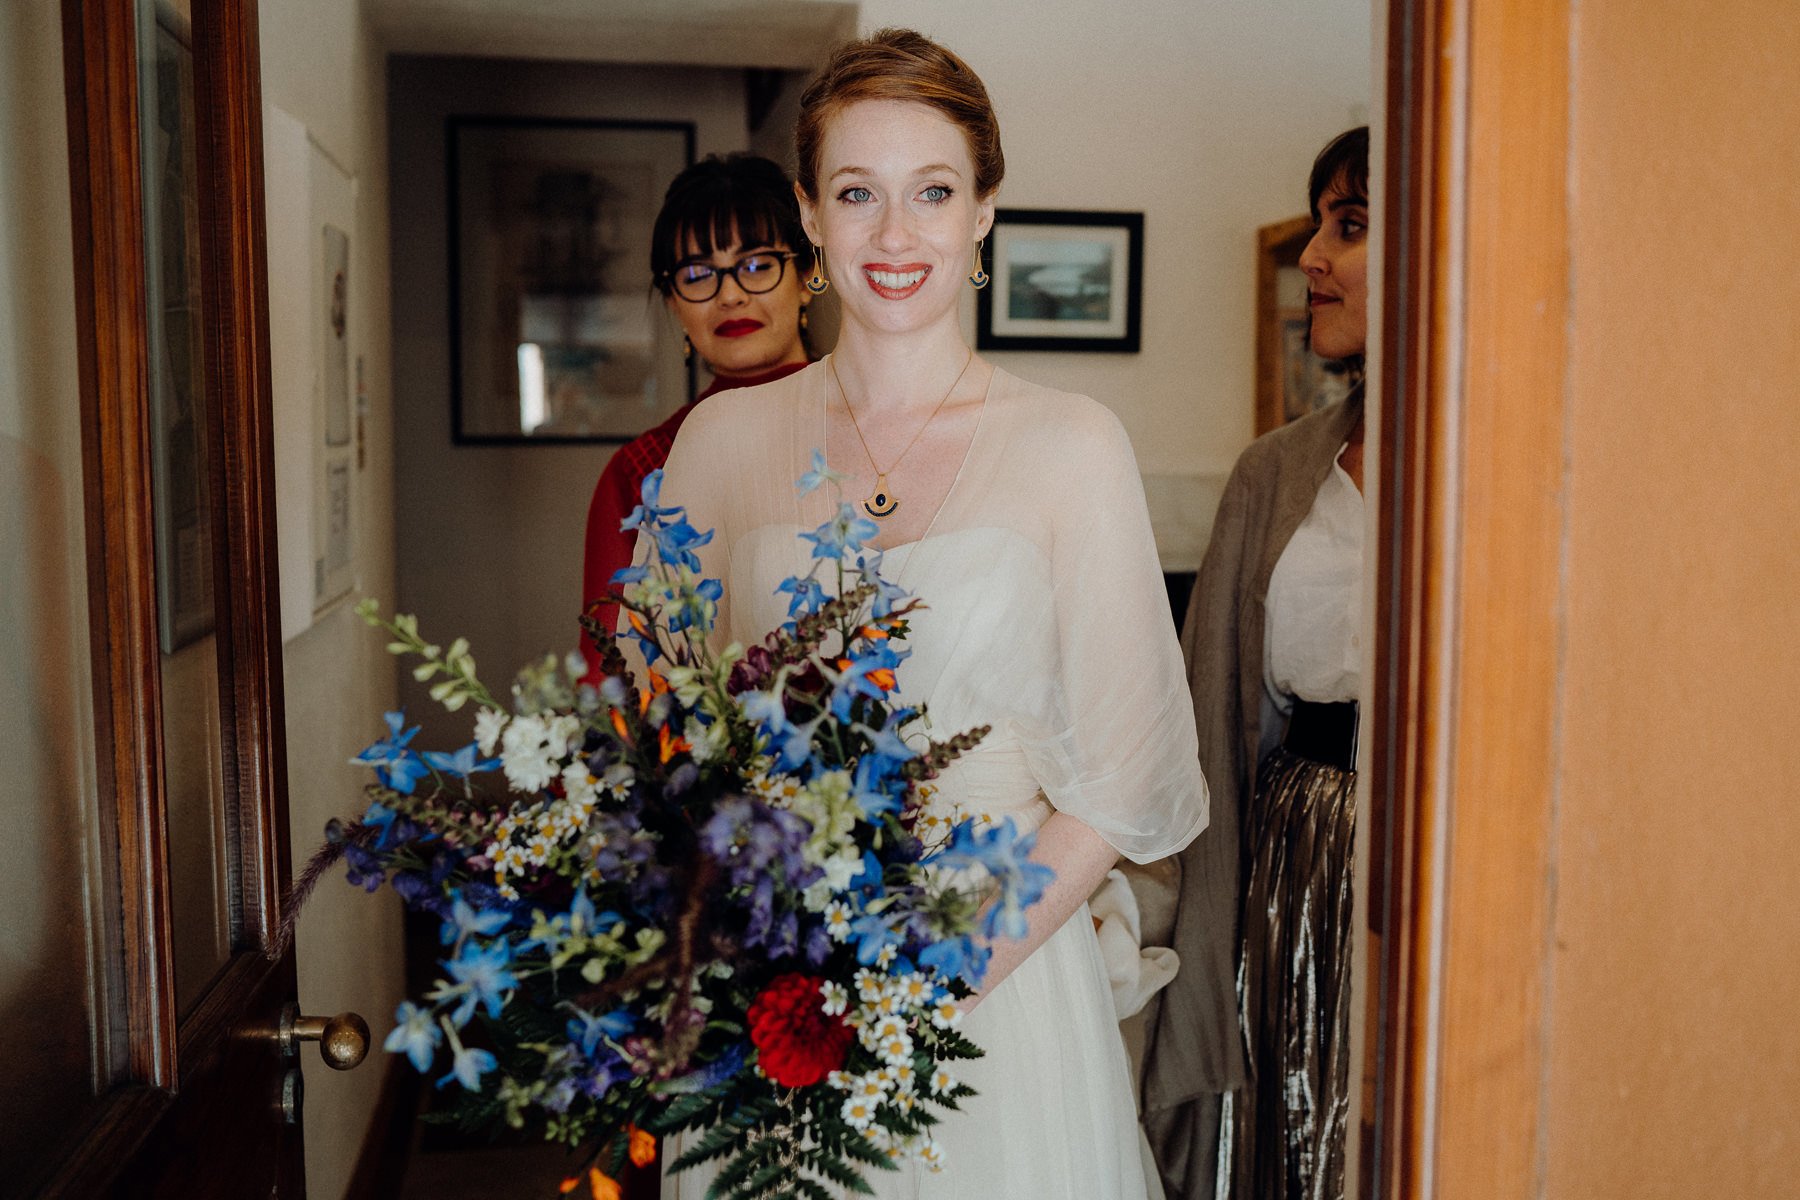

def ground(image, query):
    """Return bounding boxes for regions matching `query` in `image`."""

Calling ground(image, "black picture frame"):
[447,115,697,445]
[976,208,1144,354]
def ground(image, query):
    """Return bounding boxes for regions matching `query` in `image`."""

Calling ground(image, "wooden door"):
[23,1,365,1194]
[1364,0,1571,1195]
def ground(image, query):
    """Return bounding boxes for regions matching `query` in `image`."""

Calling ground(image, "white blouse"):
[1261,447,1364,753]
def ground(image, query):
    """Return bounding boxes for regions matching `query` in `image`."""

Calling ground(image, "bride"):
[656,28,1208,1199]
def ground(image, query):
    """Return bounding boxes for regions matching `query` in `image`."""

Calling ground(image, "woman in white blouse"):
[1141,126,1370,1200]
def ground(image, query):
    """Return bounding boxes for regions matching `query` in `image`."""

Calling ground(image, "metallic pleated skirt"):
[1227,715,1358,1200]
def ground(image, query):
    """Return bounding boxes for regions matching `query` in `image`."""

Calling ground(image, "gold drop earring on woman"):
[805,244,831,295]
[969,238,990,289]
[831,351,974,519]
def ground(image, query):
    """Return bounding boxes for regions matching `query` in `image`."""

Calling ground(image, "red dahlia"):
[747,973,853,1087]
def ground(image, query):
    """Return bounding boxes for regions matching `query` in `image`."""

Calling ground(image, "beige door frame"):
[1367,0,1571,1196]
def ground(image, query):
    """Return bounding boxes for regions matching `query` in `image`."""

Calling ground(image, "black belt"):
[1281,700,1360,772]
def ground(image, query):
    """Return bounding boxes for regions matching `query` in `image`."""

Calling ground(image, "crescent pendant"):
[863,489,899,518]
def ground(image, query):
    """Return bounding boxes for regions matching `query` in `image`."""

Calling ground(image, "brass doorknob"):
[278,1003,370,1071]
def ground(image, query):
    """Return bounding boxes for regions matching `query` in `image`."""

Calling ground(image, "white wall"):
[388,56,753,744]
[855,0,1371,566]
[0,0,103,1182]
[259,2,405,1197]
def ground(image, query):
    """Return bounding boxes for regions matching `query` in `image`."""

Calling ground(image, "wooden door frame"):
[46,0,294,1193]
[1367,0,1571,1196]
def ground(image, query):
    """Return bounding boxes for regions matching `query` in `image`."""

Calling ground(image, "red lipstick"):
[862,263,931,301]
[714,319,764,338]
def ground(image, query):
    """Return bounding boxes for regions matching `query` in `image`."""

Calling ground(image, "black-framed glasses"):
[663,251,797,302]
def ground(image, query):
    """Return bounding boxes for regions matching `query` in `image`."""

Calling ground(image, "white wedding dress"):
[655,360,1208,1200]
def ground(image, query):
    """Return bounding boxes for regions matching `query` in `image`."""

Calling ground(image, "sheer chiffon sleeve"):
[1020,402,1209,864]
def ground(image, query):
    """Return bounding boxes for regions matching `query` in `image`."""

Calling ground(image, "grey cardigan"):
[1140,391,1365,1198]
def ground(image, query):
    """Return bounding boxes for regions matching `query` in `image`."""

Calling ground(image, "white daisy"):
[823,901,854,940]
[840,1096,877,1130]
[820,981,849,1017]
[929,997,964,1030]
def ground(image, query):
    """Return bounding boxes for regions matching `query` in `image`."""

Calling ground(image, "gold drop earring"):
[969,238,990,289]
[805,244,831,295]
[682,334,693,362]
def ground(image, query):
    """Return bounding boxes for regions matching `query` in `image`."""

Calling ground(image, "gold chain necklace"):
[829,350,974,519]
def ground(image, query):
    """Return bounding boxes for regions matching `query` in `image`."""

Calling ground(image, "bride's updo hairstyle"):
[795,28,1005,202]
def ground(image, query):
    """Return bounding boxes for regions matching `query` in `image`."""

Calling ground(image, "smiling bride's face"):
[799,98,995,340]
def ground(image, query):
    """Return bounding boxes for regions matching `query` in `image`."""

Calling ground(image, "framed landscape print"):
[448,116,695,444]
[976,208,1143,353]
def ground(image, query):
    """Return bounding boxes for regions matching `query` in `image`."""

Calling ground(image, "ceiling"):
[367,0,859,70]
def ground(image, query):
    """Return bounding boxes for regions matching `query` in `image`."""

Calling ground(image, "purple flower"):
[661,1042,749,1094]
[699,797,816,888]
[343,843,386,892]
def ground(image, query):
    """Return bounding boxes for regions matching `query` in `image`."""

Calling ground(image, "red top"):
[580,361,811,672]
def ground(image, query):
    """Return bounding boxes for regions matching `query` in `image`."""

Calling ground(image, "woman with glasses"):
[581,153,813,660]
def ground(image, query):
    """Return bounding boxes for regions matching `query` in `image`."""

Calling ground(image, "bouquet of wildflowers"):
[314,456,1053,1199]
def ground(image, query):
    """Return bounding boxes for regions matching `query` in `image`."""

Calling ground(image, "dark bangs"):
[650,154,807,293]
[1308,126,1370,223]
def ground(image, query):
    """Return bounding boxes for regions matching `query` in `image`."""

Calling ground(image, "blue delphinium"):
[936,818,1058,942]
[440,891,510,948]
[443,939,519,1028]
[352,711,429,795]
[440,1042,497,1092]
[384,1001,441,1072]
[421,741,502,778]
[800,502,879,561]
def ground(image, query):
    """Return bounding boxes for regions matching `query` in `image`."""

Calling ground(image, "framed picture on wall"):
[1255,214,1361,435]
[448,116,696,444]
[976,208,1143,353]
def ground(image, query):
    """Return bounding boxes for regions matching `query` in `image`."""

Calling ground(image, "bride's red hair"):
[795,28,1005,202]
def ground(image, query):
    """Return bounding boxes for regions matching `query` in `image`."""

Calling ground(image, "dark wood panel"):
[46,0,306,1194]
[191,0,291,951]
[61,0,177,1095]
[1366,0,1453,1193]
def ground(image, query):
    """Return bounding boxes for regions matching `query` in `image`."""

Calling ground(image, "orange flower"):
[559,1177,581,1195]
[587,1167,621,1200]
[857,624,891,642]
[628,1125,657,1168]
[658,724,691,764]
[610,710,631,742]
[866,668,896,692]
